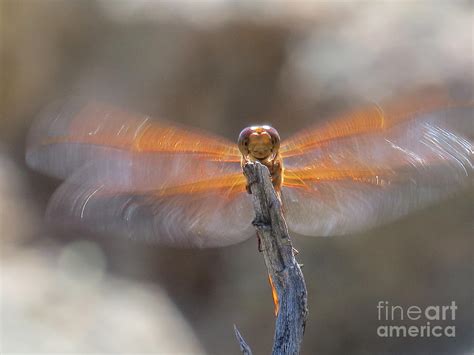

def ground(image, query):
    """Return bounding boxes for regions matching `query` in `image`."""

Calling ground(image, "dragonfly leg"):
[257,232,264,252]
[246,183,252,194]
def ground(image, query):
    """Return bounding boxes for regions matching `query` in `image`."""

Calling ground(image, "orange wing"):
[27,99,241,180]
[26,99,252,247]
[280,86,468,157]
[45,178,253,247]
[280,88,473,237]
[43,102,240,158]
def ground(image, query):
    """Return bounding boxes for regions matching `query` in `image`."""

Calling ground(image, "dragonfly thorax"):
[238,125,283,191]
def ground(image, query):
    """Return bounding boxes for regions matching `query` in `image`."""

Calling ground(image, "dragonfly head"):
[238,125,280,160]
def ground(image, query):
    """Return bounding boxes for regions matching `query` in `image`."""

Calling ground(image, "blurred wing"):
[281,103,473,237]
[26,100,254,247]
[281,86,468,157]
[26,99,241,180]
[46,164,253,247]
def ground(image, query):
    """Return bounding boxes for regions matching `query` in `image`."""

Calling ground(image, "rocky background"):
[1,1,473,354]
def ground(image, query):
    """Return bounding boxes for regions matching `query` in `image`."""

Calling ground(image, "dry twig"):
[235,161,308,354]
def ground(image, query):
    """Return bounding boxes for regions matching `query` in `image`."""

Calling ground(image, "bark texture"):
[235,161,308,355]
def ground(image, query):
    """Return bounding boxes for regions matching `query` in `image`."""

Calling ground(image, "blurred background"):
[1,1,473,354]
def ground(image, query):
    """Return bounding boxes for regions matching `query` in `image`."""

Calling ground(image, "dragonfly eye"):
[267,128,280,154]
[238,127,253,156]
[238,125,280,159]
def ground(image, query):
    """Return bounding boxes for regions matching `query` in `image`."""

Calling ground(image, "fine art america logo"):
[377,301,457,338]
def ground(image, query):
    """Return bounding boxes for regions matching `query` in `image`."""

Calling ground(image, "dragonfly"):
[26,87,473,248]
